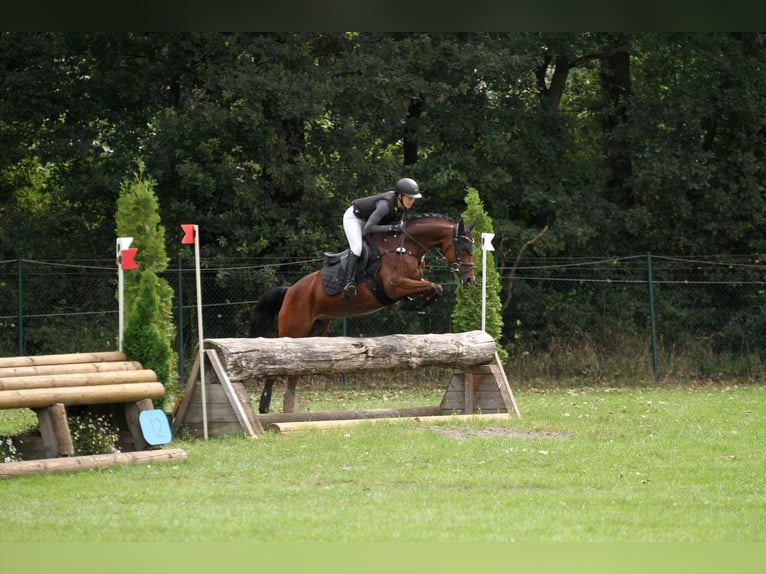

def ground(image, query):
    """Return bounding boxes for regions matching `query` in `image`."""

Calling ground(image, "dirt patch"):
[431,426,571,441]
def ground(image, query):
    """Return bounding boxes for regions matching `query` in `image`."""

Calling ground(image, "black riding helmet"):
[395,177,422,198]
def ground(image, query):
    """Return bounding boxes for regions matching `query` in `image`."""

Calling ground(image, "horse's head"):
[449,219,476,288]
[400,214,477,288]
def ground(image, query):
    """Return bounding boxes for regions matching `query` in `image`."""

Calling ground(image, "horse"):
[249,213,477,414]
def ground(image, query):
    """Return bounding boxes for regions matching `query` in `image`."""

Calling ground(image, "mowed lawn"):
[1,384,764,542]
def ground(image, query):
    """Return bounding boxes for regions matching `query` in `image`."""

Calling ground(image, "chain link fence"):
[2,254,765,384]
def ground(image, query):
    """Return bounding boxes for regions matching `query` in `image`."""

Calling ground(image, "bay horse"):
[249,213,476,413]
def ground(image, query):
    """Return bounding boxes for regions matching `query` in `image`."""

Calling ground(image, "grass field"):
[1,382,764,543]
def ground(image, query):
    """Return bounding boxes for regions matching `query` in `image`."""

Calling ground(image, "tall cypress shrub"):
[451,187,507,361]
[123,270,174,408]
[116,161,177,406]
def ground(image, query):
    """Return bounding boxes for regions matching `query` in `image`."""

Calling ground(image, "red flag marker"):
[181,224,196,245]
[121,247,138,270]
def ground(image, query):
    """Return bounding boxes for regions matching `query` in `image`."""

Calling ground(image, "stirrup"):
[343,283,357,299]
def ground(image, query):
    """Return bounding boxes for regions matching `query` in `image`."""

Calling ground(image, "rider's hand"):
[390,221,404,233]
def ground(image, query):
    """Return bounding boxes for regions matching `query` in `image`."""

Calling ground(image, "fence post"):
[17,258,24,356]
[646,253,659,382]
[177,254,184,384]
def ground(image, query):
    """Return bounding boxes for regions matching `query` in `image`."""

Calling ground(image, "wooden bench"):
[0,351,166,459]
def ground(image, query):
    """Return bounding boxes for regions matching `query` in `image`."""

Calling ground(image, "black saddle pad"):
[320,240,381,296]
[320,251,349,295]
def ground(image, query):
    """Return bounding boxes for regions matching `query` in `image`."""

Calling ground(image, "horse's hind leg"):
[259,379,274,414]
[309,319,332,336]
[282,321,329,412]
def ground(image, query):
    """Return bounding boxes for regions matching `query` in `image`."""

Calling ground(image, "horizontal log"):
[0,351,127,369]
[0,448,187,479]
[258,406,442,425]
[0,361,143,379]
[267,413,512,433]
[0,369,158,391]
[206,330,497,380]
[0,382,165,409]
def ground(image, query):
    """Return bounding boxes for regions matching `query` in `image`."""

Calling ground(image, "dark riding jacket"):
[352,191,405,235]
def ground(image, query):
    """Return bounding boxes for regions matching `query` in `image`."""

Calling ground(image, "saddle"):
[320,238,384,297]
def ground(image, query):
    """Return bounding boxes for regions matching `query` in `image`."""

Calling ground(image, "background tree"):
[5,32,766,358]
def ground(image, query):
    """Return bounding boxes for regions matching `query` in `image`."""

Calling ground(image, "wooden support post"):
[50,403,74,456]
[463,371,474,414]
[35,407,60,458]
[205,350,262,437]
[124,398,155,451]
[490,352,521,418]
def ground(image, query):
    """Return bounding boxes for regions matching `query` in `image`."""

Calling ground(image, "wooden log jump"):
[173,330,520,438]
[0,351,183,471]
[208,330,499,378]
[0,448,188,479]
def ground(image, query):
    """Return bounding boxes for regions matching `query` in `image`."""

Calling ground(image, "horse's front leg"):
[389,278,444,310]
[282,375,299,413]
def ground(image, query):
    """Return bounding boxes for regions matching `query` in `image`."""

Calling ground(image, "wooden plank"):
[490,351,521,418]
[440,371,468,414]
[0,382,165,409]
[0,352,127,369]
[35,407,59,458]
[0,361,143,379]
[0,448,188,479]
[181,385,240,424]
[183,402,246,424]
[206,349,262,437]
[171,352,200,430]
[268,413,512,434]
[464,371,474,414]
[0,369,158,391]
[258,406,442,425]
[182,420,245,437]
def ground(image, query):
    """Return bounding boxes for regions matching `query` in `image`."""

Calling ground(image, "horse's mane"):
[408,213,455,224]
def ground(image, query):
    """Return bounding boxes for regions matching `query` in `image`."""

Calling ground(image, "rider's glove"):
[390,221,404,233]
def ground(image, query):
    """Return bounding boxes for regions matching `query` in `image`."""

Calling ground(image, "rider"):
[341,177,422,299]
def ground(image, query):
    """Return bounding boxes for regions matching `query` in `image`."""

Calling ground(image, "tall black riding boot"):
[342,253,360,299]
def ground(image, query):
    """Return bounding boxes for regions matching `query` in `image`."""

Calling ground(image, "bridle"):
[443,223,476,282]
[393,221,475,282]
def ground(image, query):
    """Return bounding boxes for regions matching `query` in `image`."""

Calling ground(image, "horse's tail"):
[249,286,289,337]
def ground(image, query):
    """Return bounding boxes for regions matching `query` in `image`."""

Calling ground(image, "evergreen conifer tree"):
[123,270,174,408]
[451,188,507,361]
[116,160,177,405]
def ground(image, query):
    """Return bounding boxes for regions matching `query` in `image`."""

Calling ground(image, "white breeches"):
[343,206,364,256]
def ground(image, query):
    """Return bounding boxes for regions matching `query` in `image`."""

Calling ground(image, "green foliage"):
[69,411,120,455]
[1,436,21,462]
[122,270,175,407]
[6,32,766,358]
[116,161,171,296]
[452,188,506,360]
[116,162,177,404]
